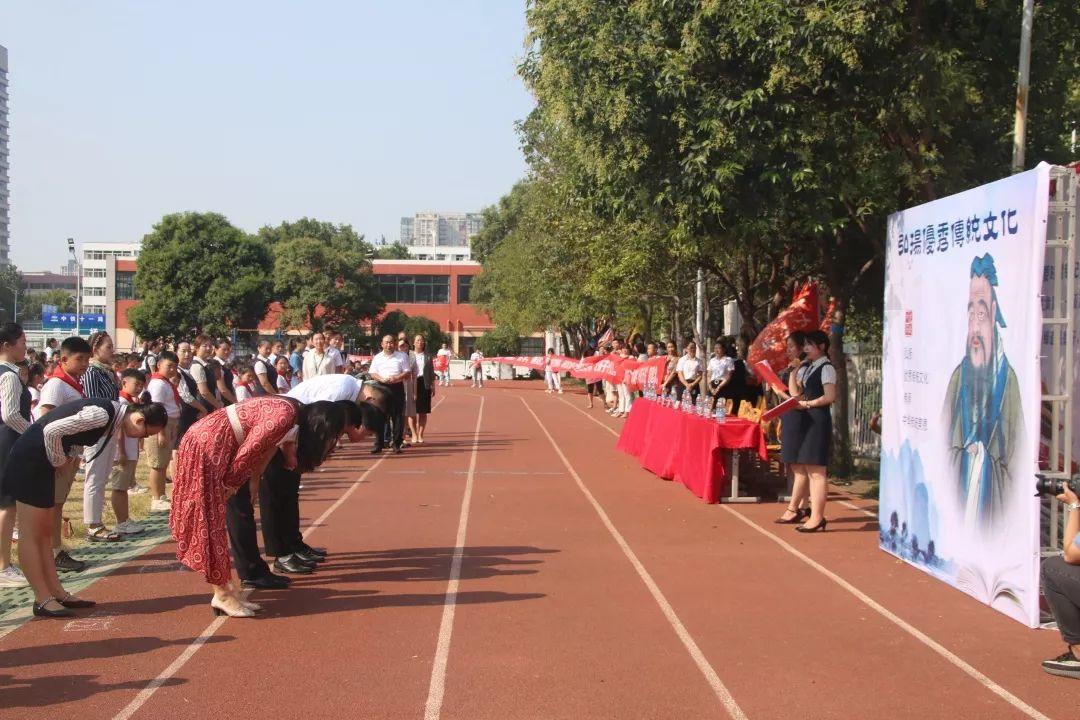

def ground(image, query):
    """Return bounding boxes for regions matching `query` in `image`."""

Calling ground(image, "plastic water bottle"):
[715,402,726,423]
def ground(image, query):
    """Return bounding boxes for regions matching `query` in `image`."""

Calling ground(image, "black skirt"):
[5,424,59,509]
[0,425,19,507]
[795,407,831,467]
[415,377,432,414]
[779,409,806,464]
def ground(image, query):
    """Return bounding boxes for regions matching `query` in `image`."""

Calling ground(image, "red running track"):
[0,383,1072,719]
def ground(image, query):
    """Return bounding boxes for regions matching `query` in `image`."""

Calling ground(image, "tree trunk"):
[827,295,853,478]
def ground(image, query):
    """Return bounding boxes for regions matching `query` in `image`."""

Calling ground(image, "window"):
[85,286,106,297]
[457,275,474,304]
[84,305,105,315]
[377,274,449,304]
[115,271,137,300]
[519,337,544,356]
[85,268,107,278]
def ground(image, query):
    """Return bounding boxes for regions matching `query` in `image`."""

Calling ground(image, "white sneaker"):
[115,520,143,535]
[0,565,29,587]
[128,485,150,495]
[150,496,172,512]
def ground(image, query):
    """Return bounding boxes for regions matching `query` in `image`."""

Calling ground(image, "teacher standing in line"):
[410,335,436,444]
[368,335,411,455]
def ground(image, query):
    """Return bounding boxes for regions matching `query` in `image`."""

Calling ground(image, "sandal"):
[86,525,122,542]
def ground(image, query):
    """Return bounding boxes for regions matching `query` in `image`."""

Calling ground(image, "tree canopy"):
[262,219,383,332]
[472,0,1080,472]
[129,212,273,339]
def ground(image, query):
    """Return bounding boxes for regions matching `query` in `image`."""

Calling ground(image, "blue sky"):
[1,1,534,271]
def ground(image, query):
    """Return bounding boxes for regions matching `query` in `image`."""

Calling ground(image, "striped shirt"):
[43,402,117,467]
[0,361,30,434]
[82,361,119,401]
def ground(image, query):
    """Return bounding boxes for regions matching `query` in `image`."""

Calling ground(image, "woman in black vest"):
[8,398,168,616]
[0,323,30,586]
[789,330,836,533]
[775,330,810,524]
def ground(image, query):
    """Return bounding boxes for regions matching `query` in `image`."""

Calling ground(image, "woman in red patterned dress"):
[169,396,345,617]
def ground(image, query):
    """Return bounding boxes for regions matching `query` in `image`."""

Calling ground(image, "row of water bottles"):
[642,382,726,422]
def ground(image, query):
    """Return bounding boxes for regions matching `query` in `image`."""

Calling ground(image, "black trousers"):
[259,450,303,557]
[1043,556,1080,646]
[373,382,405,450]
[226,483,272,581]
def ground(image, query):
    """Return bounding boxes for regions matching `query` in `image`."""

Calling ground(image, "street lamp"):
[68,238,81,336]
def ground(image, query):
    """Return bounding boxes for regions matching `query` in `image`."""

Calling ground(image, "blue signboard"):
[43,313,106,332]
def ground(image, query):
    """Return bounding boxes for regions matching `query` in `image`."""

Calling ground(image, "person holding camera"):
[1041,483,1080,679]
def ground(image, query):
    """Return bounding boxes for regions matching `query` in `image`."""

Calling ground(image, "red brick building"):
[109,258,498,355]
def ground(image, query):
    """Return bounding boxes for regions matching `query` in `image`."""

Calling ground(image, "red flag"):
[747,282,821,374]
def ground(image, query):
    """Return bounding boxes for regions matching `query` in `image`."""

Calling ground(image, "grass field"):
[11,457,157,564]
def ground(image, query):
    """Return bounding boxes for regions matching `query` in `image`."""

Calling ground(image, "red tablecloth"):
[616,399,768,503]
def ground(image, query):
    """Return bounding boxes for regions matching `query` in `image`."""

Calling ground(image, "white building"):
[399,211,482,261]
[79,242,139,315]
[0,46,10,266]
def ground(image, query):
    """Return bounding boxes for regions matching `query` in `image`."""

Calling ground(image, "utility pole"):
[694,268,705,349]
[1011,0,1035,173]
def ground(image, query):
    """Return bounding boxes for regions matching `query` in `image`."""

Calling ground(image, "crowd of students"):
[578,335,760,419]
[0,324,428,620]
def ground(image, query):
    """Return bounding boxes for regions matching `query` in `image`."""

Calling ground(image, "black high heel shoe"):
[795,518,828,533]
[774,506,811,525]
[777,507,803,524]
[33,598,75,618]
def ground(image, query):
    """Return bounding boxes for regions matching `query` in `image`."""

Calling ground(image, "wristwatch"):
[1067,502,1080,512]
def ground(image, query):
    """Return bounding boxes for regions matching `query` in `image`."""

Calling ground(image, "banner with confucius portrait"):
[879,163,1051,628]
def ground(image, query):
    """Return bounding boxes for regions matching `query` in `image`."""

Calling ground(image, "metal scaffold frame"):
[1041,166,1079,553]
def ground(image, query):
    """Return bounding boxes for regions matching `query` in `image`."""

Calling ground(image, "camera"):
[1035,473,1080,497]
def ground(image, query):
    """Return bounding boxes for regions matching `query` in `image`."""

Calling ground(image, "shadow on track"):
[0,634,232,669]
[0,672,185,708]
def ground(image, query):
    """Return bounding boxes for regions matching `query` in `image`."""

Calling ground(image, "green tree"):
[373,241,410,260]
[376,310,410,339]
[519,0,1080,473]
[129,212,273,339]
[403,315,448,348]
[22,288,77,322]
[0,265,23,324]
[263,219,383,333]
[475,324,520,357]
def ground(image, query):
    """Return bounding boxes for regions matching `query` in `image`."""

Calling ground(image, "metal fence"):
[845,347,882,461]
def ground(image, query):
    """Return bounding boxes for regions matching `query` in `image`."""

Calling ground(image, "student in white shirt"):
[435,343,453,386]
[676,342,703,403]
[144,350,182,512]
[544,348,563,394]
[37,336,91,571]
[252,340,278,395]
[707,338,736,412]
[328,332,348,374]
[469,349,484,388]
[275,356,299,393]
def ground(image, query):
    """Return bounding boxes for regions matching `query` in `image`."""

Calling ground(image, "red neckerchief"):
[49,367,86,397]
[149,373,182,407]
[119,390,139,403]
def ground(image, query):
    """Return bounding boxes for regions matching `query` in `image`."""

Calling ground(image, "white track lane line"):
[557,395,1053,720]
[112,396,448,720]
[521,396,748,720]
[423,396,485,720]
